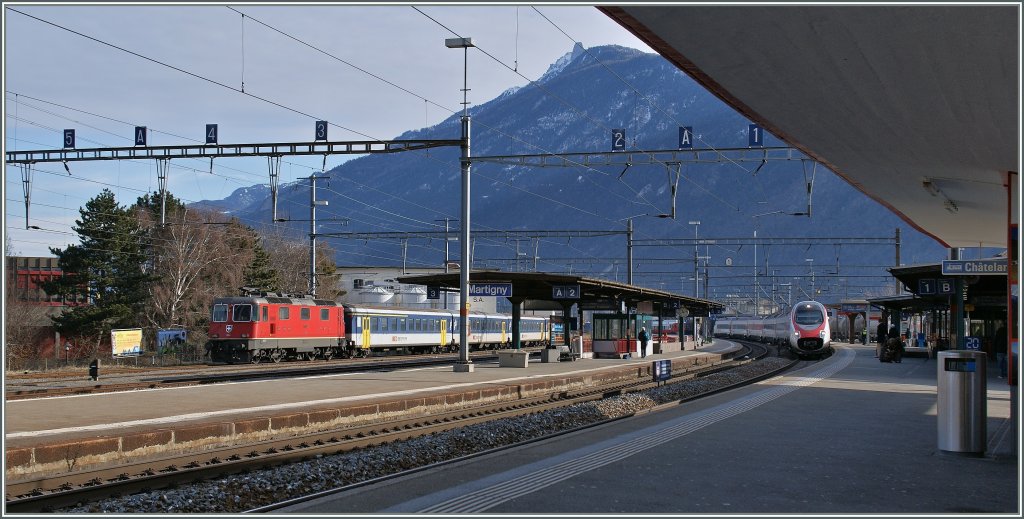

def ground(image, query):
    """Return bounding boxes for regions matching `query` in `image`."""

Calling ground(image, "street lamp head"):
[445,37,475,48]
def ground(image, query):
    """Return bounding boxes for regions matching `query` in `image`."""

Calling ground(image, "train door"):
[501,320,507,344]
[361,316,372,350]
[266,305,277,336]
[440,318,448,349]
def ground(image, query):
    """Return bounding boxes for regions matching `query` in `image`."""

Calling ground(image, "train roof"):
[212,295,342,306]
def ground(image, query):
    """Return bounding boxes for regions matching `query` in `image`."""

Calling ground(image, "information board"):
[111,328,143,357]
[652,359,672,383]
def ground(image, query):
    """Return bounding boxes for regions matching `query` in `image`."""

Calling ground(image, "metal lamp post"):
[446,36,475,373]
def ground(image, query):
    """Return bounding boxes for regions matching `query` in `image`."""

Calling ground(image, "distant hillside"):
[191,184,270,216]
[190,44,948,304]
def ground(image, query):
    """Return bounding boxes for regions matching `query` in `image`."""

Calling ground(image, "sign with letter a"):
[679,126,693,149]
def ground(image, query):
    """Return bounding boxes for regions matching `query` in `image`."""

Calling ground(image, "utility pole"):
[754,229,758,316]
[894,227,902,293]
[308,173,328,297]
[689,220,700,344]
[627,218,634,285]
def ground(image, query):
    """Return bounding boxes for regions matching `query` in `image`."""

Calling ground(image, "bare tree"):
[141,207,246,330]
[261,227,340,299]
[4,288,55,369]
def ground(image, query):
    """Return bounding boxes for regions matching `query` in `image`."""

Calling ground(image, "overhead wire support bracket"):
[472,145,808,168]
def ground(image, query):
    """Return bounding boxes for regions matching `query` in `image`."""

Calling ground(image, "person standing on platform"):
[876,321,887,358]
[638,327,650,359]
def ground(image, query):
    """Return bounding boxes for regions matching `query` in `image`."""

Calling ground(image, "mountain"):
[191,44,949,304]
[192,184,271,216]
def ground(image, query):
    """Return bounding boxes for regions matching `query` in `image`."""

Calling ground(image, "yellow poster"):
[111,328,143,357]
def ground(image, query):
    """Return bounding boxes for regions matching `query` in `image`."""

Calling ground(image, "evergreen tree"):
[244,240,280,292]
[43,189,153,352]
[135,190,187,224]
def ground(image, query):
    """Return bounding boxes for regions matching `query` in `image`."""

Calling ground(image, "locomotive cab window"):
[262,306,268,322]
[232,304,253,322]
[212,304,228,322]
[795,306,824,325]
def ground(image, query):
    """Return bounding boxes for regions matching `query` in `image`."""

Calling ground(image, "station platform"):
[5,339,729,479]
[281,341,1019,514]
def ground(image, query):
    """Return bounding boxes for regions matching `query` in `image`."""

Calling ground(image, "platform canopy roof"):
[882,261,1009,317]
[601,5,1018,249]
[396,272,724,317]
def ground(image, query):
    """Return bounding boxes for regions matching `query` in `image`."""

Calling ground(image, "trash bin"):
[937,350,986,455]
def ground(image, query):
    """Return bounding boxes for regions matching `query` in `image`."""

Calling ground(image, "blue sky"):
[3,4,654,257]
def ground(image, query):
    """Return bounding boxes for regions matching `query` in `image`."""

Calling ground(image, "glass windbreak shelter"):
[592,313,653,359]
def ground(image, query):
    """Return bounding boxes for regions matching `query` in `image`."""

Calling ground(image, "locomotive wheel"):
[322,348,334,361]
[270,349,285,363]
[250,351,262,364]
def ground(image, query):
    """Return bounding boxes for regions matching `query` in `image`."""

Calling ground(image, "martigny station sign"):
[941,259,1008,276]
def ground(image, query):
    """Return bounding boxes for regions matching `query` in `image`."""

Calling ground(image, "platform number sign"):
[964,336,981,351]
[205,124,218,144]
[63,129,75,149]
[315,121,328,141]
[678,126,693,149]
[552,285,580,299]
[611,128,626,151]
[748,123,763,147]
[427,286,440,300]
[938,278,954,295]
[135,126,147,146]
[918,279,936,295]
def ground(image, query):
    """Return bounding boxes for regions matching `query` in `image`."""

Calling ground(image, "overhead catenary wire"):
[5,7,859,294]
[7,9,632,258]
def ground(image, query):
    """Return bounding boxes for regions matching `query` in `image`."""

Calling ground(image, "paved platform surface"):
[281,342,1020,514]
[4,340,719,444]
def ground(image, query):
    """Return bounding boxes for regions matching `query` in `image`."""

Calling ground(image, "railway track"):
[6,343,788,513]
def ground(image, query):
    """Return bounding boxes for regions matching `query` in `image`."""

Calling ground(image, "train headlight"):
[819,330,827,339]
[211,334,219,338]
[241,333,249,338]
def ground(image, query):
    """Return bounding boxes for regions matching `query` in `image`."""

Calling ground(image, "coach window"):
[279,307,290,320]
[212,304,228,322]
[300,308,310,320]
[321,308,330,320]
[233,304,252,322]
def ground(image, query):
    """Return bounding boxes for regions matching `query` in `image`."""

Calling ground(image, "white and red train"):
[206,292,549,364]
[712,300,833,359]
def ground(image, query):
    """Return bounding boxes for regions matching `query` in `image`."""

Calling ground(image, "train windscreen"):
[794,305,824,325]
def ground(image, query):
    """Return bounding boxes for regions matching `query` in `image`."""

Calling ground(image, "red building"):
[5,256,86,362]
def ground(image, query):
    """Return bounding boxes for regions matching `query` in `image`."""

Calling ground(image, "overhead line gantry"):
[6,138,460,226]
